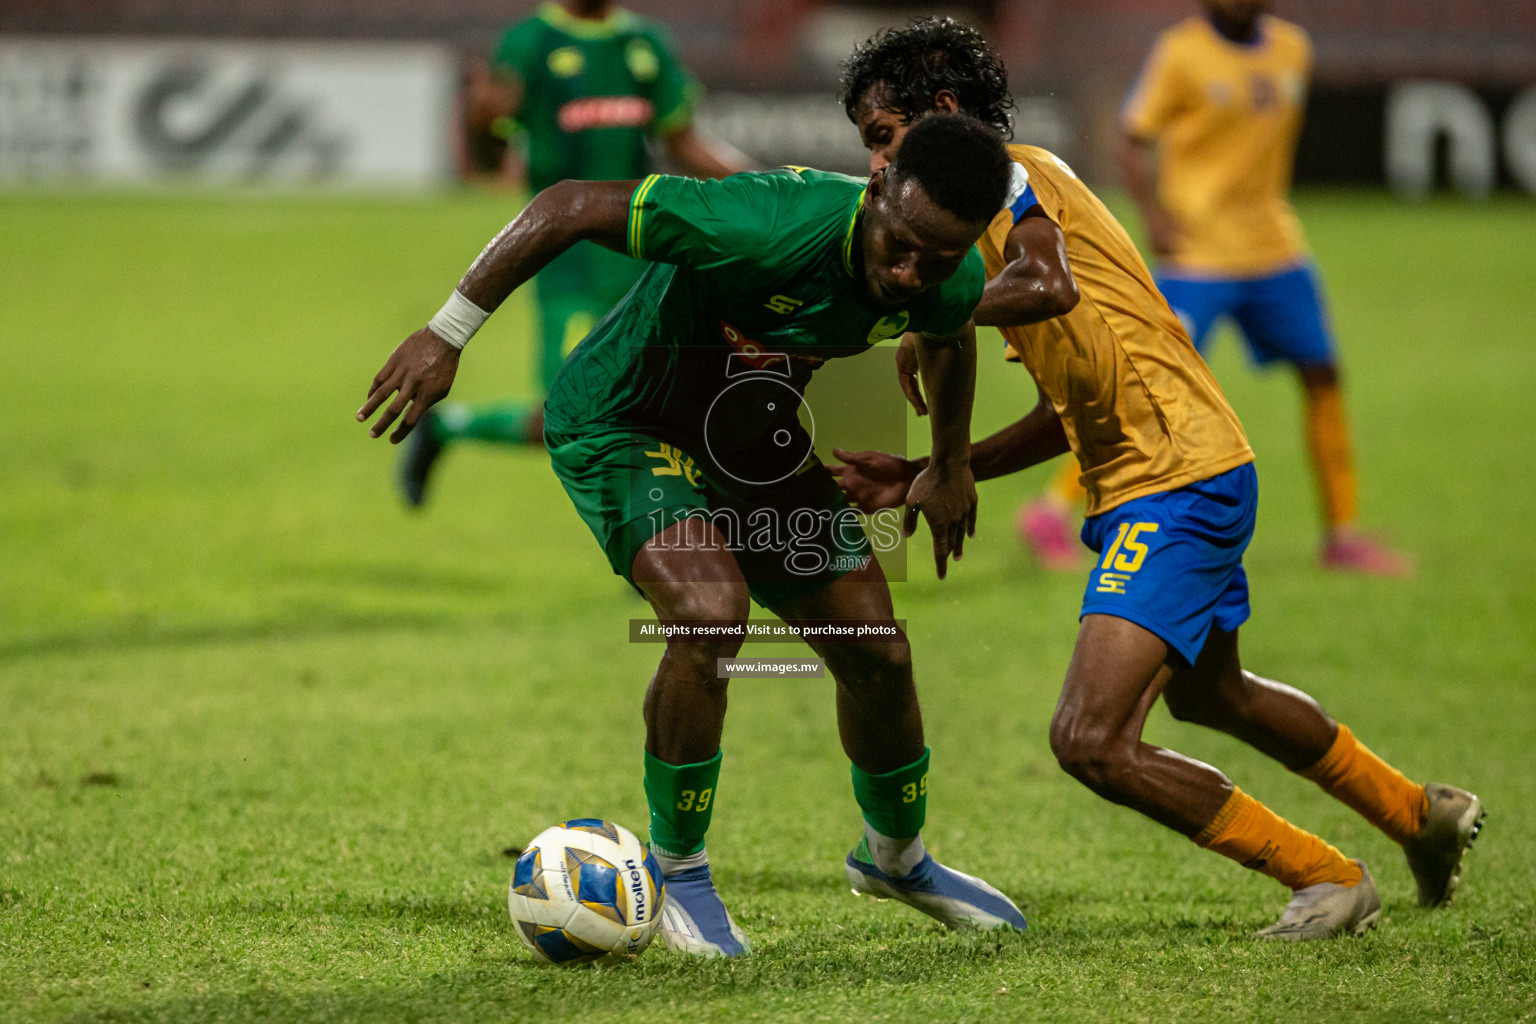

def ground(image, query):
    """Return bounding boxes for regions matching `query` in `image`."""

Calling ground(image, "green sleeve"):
[912,249,986,339]
[627,172,797,271]
[490,18,543,85]
[644,25,701,136]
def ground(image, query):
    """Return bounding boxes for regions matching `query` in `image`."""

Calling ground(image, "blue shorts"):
[1079,464,1258,665]
[1156,263,1336,368]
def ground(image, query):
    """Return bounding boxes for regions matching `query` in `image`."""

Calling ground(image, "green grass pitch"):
[3,190,1534,1022]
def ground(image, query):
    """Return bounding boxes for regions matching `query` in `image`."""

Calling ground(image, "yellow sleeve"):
[1027,157,1067,228]
[1121,32,1187,140]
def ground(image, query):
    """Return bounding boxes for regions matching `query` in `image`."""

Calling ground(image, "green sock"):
[850,747,930,840]
[643,748,722,857]
[434,400,541,445]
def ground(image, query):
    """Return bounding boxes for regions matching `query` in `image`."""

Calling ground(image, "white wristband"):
[426,289,490,350]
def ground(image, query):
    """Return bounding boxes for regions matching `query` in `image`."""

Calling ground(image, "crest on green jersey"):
[866,312,911,345]
[626,39,660,81]
[548,46,585,78]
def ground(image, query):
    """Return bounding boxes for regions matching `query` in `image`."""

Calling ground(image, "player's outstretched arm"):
[971,208,1079,329]
[357,179,639,442]
[456,179,638,313]
[831,387,1068,514]
[906,326,980,580]
[968,387,1071,481]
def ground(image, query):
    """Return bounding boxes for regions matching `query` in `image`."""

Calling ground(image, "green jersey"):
[544,168,985,473]
[492,2,698,192]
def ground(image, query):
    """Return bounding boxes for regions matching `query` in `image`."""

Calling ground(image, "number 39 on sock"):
[901,775,928,804]
[676,788,713,812]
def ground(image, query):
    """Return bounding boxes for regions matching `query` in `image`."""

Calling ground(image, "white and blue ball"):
[507,819,665,965]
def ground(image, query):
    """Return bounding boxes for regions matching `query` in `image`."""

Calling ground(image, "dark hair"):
[887,111,1012,224]
[839,16,1014,138]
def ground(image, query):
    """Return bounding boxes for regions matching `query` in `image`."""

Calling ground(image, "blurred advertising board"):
[0,38,457,188]
[1299,82,1536,197]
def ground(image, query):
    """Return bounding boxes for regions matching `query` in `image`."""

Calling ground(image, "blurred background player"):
[398,0,753,506]
[834,18,1482,939]
[1102,0,1411,575]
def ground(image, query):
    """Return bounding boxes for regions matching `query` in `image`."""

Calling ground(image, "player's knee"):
[650,585,749,677]
[660,640,742,688]
[659,581,750,628]
[864,637,912,682]
[1049,713,1134,793]
[833,638,913,701]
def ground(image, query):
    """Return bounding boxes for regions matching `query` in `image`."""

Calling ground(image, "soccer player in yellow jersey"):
[1119,0,1410,574]
[834,18,1482,938]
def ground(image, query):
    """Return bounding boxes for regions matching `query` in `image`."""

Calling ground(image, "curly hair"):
[889,112,1012,224]
[838,16,1014,138]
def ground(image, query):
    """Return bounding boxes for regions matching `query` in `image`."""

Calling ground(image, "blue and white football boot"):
[845,838,1027,931]
[657,864,752,956]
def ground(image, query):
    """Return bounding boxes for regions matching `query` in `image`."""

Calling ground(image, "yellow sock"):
[1047,459,1086,506]
[1304,382,1358,529]
[1194,787,1362,890]
[1298,723,1427,845]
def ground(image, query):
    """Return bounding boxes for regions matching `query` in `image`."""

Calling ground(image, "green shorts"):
[546,427,873,610]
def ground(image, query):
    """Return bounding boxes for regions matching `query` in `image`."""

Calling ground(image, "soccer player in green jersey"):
[359,113,1029,956]
[399,0,752,505]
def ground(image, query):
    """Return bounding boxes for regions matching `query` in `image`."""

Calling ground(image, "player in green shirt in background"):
[360,113,1028,956]
[399,0,752,506]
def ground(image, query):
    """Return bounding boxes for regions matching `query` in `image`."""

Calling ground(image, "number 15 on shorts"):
[1096,522,1158,594]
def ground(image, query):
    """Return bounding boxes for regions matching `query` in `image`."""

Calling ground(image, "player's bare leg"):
[634,523,746,766]
[1049,614,1378,939]
[775,557,1026,931]
[1161,626,1335,770]
[776,556,922,772]
[1298,362,1412,576]
[1164,627,1483,908]
[1050,614,1230,832]
[631,519,752,956]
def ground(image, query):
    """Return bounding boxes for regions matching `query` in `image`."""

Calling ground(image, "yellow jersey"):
[1122,15,1311,276]
[981,146,1253,515]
